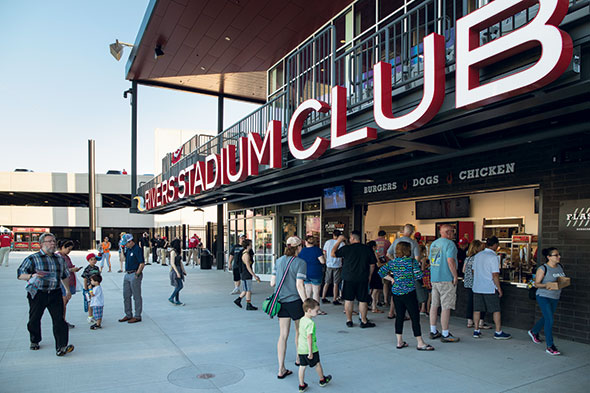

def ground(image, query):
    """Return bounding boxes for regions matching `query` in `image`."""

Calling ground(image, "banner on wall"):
[558,199,590,239]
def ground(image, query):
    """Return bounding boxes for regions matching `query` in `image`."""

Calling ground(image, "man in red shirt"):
[0,230,12,267]
[187,234,201,266]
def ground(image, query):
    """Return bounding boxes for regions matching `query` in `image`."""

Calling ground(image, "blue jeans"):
[170,278,184,302]
[532,295,559,347]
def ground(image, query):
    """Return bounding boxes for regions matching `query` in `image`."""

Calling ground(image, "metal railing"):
[138,0,588,200]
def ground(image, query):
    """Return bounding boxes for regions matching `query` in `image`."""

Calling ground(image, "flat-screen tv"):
[323,186,347,210]
[416,197,470,219]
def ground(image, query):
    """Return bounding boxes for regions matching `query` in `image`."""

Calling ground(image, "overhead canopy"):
[125,0,353,102]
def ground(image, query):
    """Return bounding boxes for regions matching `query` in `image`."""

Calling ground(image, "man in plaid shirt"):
[17,232,75,356]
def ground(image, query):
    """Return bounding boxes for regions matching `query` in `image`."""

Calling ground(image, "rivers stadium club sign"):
[143,0,573,211]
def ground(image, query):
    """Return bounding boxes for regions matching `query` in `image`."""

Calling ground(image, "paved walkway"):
[0,251,588,393]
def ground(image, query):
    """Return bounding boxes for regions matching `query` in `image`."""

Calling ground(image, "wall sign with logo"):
[559,199,590,239]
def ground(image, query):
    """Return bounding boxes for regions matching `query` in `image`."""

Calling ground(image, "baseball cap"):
[286,236,302,247]
[122,233,134,244]
[414,231,421,239]
[86,253,97,261]
[239,233,246,238]
[458,238,469,245]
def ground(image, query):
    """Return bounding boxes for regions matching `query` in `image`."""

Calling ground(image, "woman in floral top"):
[462,240,490,329]
[379,242,434,351]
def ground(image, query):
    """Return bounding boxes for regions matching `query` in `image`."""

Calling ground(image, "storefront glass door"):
[253,217,274,275]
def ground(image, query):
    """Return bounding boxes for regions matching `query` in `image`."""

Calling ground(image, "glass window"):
[355,0,376,36]
[379,0,404,22]
[334,9,354,49]
[265,206,275,215]
[304,213,321,238]
[253,217,274,275]
[254,208,264,216]
[236,210,245,218]
[303,200,321,212]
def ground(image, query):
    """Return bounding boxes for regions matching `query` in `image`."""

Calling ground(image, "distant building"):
[0,171,154,250]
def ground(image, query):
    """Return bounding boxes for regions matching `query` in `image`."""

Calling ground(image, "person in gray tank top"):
[528,247,566,356]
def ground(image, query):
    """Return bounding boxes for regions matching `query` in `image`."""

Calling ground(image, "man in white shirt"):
[472,236,511,340]
[321,230,344,305]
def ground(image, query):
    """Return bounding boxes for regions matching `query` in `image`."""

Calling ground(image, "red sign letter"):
[331,86,377,149]
[288,100,330,160]
[223,136,249,183]
[456,0,572,109]
[374,33,446,131]
[248,120,282,176]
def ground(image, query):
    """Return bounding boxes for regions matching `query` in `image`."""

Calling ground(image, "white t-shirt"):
[90,285,104,307]
[472,248,500,294]
[323,239,343,268]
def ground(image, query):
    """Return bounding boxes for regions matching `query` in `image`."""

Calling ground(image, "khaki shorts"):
[431,281,457,310]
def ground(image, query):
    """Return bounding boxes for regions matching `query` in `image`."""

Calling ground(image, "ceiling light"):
[109,39,134,61]
[194,208,205,212]
[351,178,374,183]
[44,200,49,203]
[340,39,346,44]
[200,66,206,71]
[224,36,231,41]
[154,45,164,60]
[9,192,14,195]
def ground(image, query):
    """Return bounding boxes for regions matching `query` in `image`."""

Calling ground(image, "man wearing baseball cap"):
[118,234,145,323]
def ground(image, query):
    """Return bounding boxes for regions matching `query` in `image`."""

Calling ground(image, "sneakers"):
[230,287,240,295]
[479,322,492,330]
[429,330,442,339]
[319,375,332,387]
[360,321,376,328]
[546,345,561,356]
[66,322,75,329]
[321,298,331,304]
[246,303,258,311]
[234,297,243,308]
[175,301,185,306]
[473,330,482,338]
[441,333,460,342]
[299,382,309,392]
[90,324,102,330]
[168,298,175,304]
[420,312,429,316]
[528,330,541,344]
[346,321,353,328]
[56,344,74,357]
[332,300,342,306]
[494,331,512,340]
[87,316,96,324]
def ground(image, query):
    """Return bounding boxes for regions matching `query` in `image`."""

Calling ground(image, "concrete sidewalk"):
[0,251,588,393]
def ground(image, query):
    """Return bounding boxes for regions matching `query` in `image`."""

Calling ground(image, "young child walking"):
[82,253,101,323]
[297,298,332,392]
[89,274,104,330]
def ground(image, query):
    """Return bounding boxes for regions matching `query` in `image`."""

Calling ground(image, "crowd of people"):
[13,224,566,366]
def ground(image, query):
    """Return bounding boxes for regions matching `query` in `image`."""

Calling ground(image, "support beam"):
[217,94,225,270]
[130,81,138,213]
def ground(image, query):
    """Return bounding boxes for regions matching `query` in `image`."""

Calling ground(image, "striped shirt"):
[17,250,68,291]
[378,257,423,296]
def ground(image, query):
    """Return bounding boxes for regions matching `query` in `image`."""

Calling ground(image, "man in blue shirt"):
[428,224,460,342]
[118,234,145,323]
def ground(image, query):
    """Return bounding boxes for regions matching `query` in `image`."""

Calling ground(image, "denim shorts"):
[304,277,322,286]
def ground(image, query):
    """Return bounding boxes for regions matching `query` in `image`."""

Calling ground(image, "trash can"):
[200,254,212,269]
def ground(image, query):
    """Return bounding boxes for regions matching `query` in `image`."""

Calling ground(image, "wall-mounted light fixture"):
[109,39,134,61]
[154,45,164,60]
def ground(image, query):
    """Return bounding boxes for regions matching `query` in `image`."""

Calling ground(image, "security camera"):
[123,89,132,99]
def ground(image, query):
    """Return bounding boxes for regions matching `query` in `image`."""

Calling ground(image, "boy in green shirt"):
[298,298,332,392]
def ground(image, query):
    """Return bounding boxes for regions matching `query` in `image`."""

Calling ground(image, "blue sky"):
[0,0,259,175]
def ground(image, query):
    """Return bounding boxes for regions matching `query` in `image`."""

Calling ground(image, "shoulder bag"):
[412,259,428,304]
[262,256,295,318]
[528,264,563,300]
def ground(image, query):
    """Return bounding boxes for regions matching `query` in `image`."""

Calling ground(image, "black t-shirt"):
[229,244,244,269]
[457,247,467,278]
[335,243,376,282]
[139,236,150,248]
[239,249,255,280]
[151,238,159,247]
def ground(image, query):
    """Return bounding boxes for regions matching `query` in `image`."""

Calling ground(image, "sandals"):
[387,315,396,319]
[396,341,408,349]
[56,344,75,356]
[277,369,293,379]
[318,310,327,315]
[371,309,384,313]
[417,344,435,351]
[467,322,475,328]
